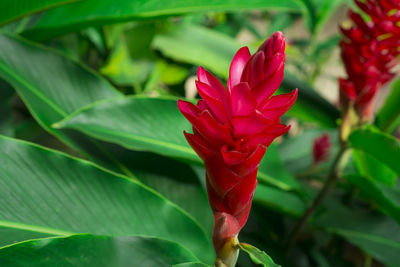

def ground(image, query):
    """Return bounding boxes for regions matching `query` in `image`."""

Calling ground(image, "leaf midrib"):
[0,220,74,236]
[58,122,198,156]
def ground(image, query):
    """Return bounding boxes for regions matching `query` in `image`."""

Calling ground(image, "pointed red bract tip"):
[258,31,286,58]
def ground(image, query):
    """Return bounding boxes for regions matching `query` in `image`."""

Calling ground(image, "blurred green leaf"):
[352,149,397,186]
[258,144,301,191]
[267,12,296,35]
[125,22,158,59]
[299,0,345,35]
[0,234,199,266]
[153,23,340,127]
[55,96,301,191]
[100,39,154,86]
[313,35,340,56]
[159,61,189,86]
[125,152,213,236]
[313,0,345,36]
[173,263,211,267]
[0,136,213,263]
[298,0,317,33]
[82,27,107,55]
[254,185,306,217]
[239,243,280,267]
[153,23,240,78]
[0,0,79,26]
[0,79,14,136]
[279,72,340,128]
[143,60,190,94]
[21,0,301,40]
[376,79,400,133]
[349,126,400,176]
[346,174,400,224]
[315,209,400,267]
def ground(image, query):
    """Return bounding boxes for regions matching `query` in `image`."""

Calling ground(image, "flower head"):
[339,0,400,120]
[312,133,332,165]
[178,32,297,258]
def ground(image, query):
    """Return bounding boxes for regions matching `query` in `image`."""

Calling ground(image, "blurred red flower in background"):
[312,133,332,165]
[339,0,400,120]
[178,32,297,260]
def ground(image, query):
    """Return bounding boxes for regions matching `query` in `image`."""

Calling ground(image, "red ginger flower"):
[177,32,297,260]
[339,0,400,120]
[312,133,332,165]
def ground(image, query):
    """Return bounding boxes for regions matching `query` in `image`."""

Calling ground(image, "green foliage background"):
[0,0,400,266]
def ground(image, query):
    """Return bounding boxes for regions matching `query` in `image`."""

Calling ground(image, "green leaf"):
[0,33,121,147]
[239,243,280,267]
[0,79,15,136]
[0,33,142,179]
[0,234,198,266]
[346,174,400,224]
[352,149,397,186]
[254,185,306,217]
[21,0,301,41]
[349,126,400,176]
[376,79,400,133]
[100,38,155,87]
[55,96,300,191]
[0,0,79,26]
[173,263,211,267]
[315,209,400,267]
[153,23,339,127]
[124,152,213,236]
[258,144,301,191]
[0,136,213,263]
[0,227,53,248]
[55,96,196,161]
[153,23,241,78]
[299,0,346,36]
[279,72,340,128]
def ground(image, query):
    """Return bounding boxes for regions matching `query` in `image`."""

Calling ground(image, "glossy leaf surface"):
[239,243,280,267]
[0,234,198,266]
[0,136,213,263]
[349,127,400,176]
[0,0,78,26]
[316,209,400,267]
[376,79,400,132]
[346,174,400,224]
[22,0,301,40]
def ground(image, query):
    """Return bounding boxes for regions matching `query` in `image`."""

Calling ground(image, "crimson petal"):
[230,82,257,117]
[228,46,251,93]
[259,89,298,121]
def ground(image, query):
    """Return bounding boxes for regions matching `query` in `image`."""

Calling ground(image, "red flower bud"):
[312,133,332,165]
[339,0,400,120]
[178,32,297,259]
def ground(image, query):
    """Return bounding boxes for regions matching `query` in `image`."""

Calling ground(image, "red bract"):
[178,32,297,256]
[339,0,400,120]
[312,133,332,165]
